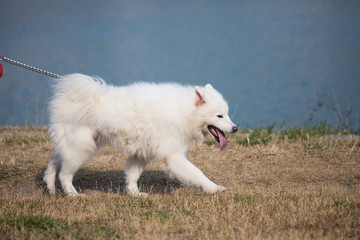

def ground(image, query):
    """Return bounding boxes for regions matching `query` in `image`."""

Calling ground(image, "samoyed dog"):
[44,74,238,197]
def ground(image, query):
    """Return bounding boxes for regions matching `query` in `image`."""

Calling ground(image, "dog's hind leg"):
[125,155,148,197]
[165,154,226,194]
[58,125,97,197]
[43,152,61,195]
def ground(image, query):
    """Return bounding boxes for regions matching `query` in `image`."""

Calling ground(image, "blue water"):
[1,0,359,129]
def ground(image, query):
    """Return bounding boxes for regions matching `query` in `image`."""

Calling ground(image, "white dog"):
[43,74,238,197]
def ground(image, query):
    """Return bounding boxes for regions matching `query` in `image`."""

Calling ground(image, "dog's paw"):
[127,189,149,198]
[138,192,149,198]
[66,192,87,198]
[129,192,149,198]
[216,185,226,192]
[202,184,226,194]
[45,185,56,195]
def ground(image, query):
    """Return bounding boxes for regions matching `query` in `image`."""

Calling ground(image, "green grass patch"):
[140,210,171,221]
[203,139,216,146]
[0,167,21,180]
[236,123,275,146]
[234,194,257,205]
[4,135,49,145]
[0,215,58,232]
[0,215,118,239]
[333,200,346,208]
[280,124,337,140]
[234,122,359,146]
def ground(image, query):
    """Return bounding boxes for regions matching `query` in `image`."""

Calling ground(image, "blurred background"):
[0,0,359,129]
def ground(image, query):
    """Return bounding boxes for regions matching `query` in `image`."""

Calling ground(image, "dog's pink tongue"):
[218,131,228,151]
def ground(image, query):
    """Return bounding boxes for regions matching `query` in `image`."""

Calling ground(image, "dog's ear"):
[205,83,214,90]
[194,86,205,107]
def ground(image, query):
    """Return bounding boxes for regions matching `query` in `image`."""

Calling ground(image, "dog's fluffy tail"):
[48,74,106,151]
[49,73,106,125]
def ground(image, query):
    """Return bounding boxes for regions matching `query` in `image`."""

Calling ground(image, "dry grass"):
[0,126,359,239]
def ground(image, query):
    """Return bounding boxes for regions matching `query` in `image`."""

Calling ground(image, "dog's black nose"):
[232,126,238,133]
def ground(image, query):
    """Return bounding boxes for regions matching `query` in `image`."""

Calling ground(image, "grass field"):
[0,126,359,239]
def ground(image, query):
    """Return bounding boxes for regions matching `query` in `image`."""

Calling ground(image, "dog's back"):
[49,74,202,157]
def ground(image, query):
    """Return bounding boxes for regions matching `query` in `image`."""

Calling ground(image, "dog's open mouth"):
[208,125,228,151]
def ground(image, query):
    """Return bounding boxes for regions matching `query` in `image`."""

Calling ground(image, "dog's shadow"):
[36,169,182,195]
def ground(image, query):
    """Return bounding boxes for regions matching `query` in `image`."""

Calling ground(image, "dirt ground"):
[0,126,359,239]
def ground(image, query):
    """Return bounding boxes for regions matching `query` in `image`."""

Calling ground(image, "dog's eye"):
[217,115,223,118]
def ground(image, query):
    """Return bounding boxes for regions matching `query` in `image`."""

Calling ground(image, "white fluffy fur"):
[44,74,237,197]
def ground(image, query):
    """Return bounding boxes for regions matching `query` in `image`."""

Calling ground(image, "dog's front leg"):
[165,154,226,194]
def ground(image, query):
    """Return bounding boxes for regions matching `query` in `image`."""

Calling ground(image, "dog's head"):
[194,84,238,150]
